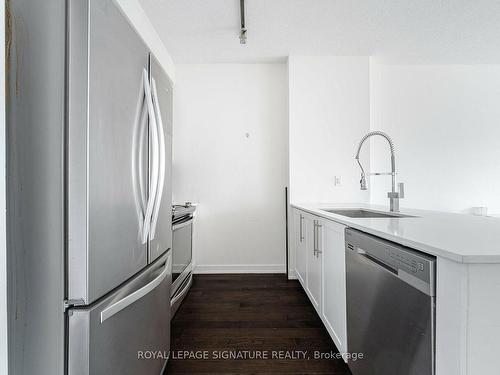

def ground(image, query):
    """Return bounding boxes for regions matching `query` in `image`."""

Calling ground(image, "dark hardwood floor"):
[165,274,352,374]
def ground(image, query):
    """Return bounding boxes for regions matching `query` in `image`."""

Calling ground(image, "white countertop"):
[292,202,500,264]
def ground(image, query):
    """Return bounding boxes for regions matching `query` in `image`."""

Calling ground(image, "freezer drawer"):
[68,252,172,375]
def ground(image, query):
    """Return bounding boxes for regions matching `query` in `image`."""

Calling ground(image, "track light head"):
[239,0,247,45]
[239,29,247,44]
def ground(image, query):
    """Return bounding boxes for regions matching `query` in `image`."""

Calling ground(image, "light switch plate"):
[334,176,342,186]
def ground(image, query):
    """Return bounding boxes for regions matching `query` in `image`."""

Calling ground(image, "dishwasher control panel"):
[388,250,422,274]
[345,228,436,289]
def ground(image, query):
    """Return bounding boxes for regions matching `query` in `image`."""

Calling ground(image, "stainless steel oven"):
[171,203,195,316]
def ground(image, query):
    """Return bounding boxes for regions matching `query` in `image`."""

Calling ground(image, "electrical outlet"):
[334,176,342,186]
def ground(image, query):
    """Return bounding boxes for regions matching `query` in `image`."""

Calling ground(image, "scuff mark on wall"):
[5,0,26,98]
[5,0,12,95]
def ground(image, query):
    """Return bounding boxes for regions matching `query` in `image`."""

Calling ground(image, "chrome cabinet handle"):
[312,221,315,254]
[313,220,317,256]
[299,214,304,242]
[141,69,160,244]
[316,222,323,257]
[100,253,171,323]
[149,78,166,240]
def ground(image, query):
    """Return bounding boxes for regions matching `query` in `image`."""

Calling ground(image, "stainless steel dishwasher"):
[345,228,436,375]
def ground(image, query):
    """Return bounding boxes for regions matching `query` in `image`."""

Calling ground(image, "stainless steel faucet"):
[355,131,404,212]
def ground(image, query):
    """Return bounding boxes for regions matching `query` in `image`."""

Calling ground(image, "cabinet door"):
[306,217,322,312]
[321,220,347,354]
[294,210,307,286]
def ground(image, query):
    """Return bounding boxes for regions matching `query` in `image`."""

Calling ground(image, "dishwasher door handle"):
[357,248,398,275]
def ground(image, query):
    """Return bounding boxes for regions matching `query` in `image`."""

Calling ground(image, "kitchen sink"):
[322,209,415,218]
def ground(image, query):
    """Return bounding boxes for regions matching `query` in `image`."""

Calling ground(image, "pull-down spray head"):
[359,175,367,191]
[356,158,367,190]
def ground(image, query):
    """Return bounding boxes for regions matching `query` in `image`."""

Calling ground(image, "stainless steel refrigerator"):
[6,1,173,374]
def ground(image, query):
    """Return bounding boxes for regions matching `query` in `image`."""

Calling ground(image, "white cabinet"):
[321,219,347,355]
[293,210,307,285]
[306,218,322,312]
[293,209,321,312]
[291,208,348,357]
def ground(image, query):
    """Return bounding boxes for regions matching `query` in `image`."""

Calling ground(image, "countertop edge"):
[291,203,500,264]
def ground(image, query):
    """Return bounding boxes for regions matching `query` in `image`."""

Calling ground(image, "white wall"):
[173,64,288,273]
[370,62,500,214]
[114,0,175,81]
[288,56,371,204]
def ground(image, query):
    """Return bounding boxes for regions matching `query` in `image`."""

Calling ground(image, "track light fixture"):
[239,0,247,44]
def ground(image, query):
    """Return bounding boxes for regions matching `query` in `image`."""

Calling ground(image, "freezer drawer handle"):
[149,78,166,239]
[100,253,171,323]
[141,69,160,244]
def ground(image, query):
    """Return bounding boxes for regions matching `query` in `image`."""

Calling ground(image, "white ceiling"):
[139,0,500,64]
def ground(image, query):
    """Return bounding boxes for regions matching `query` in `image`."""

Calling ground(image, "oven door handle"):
[171,274,192,306]
[173,218,193,231]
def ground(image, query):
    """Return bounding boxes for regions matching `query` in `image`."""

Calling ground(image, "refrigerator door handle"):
[138,100,148,213]
[149,78,166,239]
[132,78,149,241]
[100,252,171,323]
[141,69,160,244]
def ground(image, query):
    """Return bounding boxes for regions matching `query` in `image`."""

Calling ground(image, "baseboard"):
[288,269,298,280]
[193,264,286,274]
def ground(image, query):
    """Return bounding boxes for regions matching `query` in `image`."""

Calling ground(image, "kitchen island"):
[290,202,500,375]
